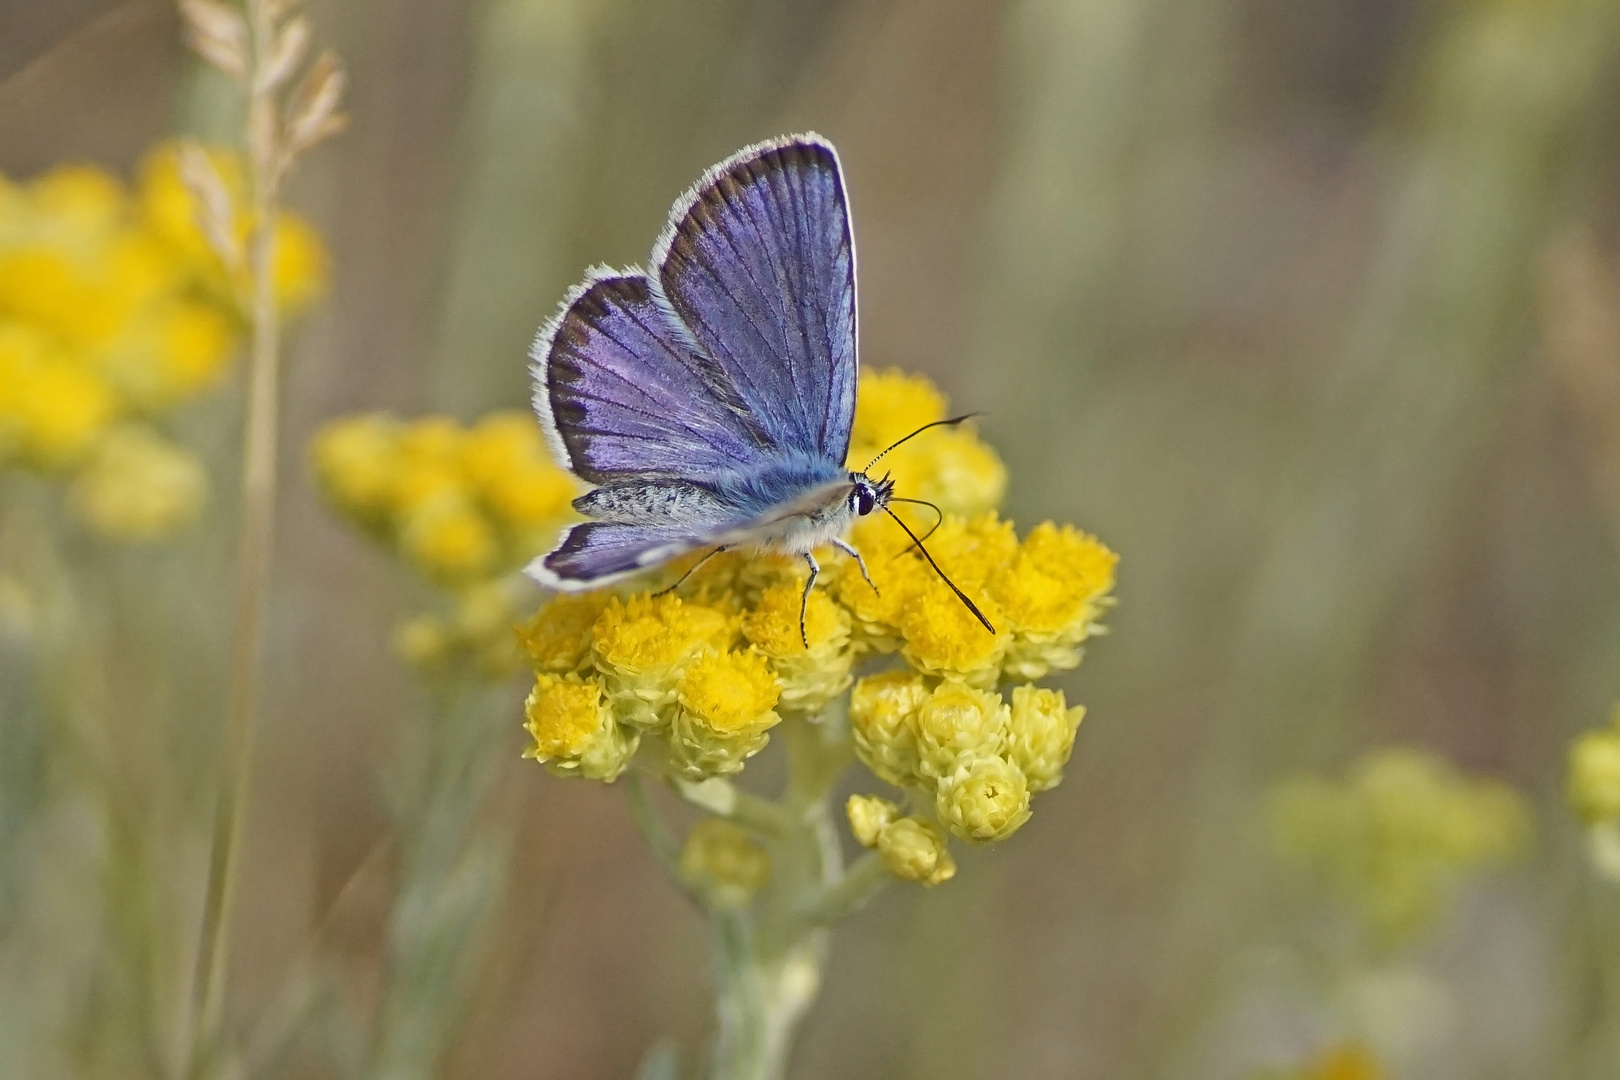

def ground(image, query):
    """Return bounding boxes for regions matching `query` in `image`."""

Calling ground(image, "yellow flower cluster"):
[846,673,1083,845]
[393,579,531,678]
[312,411,579,585]
[0,143,326,540]
[515,370,1115,878]
[1269,747,1530,946]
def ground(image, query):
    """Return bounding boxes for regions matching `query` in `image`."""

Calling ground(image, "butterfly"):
[526,133,992,645]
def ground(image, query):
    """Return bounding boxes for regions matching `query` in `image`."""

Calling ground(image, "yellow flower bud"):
[668,648,782,778]
[936,757,1032,843]
[680,819,771,908]
[849,669,929,786]
[524,673,637,781]
[1007,684,1084,792]
[876,817,956,886]
[67,425,206,541]
[913,680,1009,780]
[846,794,900,848]
[1570,729,1620,823]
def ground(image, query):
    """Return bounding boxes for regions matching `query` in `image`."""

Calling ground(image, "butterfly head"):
[848,472,894,518]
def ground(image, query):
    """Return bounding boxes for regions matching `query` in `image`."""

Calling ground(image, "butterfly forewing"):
[534,271,771,483]
[652,135,858,464]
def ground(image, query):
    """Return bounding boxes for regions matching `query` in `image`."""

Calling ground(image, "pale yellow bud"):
[393,614,448,669]
[1570,730,1620,823]
[1007,684,1084,792]
[876,817,955,886]
[913,680,1009,780]
[936,756,1032,843]
[846,794,900,848]
[849,669,929,786]
[680,819,770,908]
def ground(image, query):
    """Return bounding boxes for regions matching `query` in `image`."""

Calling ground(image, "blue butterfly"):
[526,133,992,644]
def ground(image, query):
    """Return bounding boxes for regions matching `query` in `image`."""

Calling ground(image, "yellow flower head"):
[913,680,1009,780]
[936,756,1033,843]
[846,794,901,848]
[849,668,930,786]
[312,411,581,588]
[518,592,611,674]
[993,522,1118,680]
[742,581,854,715]
[1008,684,1085,792]
[848,367,946,452]
[1570,728,1620,824]
[524,673,637,781]
[680,819,771,908]
[669,648,782,778]
[67,424,207,541]
[876,816,956,886]
[593,592,736,727]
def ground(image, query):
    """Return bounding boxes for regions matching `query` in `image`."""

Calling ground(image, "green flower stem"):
[671,777,796,838]
[794,851,889,928]
[705,715,870,1080]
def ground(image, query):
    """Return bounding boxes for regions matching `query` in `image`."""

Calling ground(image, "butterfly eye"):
[855,485,876,516]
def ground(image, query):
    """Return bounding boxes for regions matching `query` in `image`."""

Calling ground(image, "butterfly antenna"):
[863,414,982,473]
[880,504,996,634]
[888,496,944,547]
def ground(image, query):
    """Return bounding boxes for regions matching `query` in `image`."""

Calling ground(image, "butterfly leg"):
[653,545,728,597]
[830,536,878,595]
[799,552,819,650]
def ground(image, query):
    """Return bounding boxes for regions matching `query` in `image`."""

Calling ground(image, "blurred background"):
[4,0,1620,1077]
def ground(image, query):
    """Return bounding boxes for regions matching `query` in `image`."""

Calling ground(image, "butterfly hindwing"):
[533,269,772,483]
[652,134,858,466]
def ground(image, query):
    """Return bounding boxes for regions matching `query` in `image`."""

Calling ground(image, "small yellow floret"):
[1008,684,1084,792]
[678,649,781,734]
[876,817,956,886]
[848,367,946,452]
[936,756,1032,843]
[913,680,1009,780]
[680,819,771,907]
[669,649,782,777]
[518,592,611,674]
[846,794,900,848]
[849,669,930,786]
[524,673,636,781]
[743,581,854,715]
[67,425,206,541]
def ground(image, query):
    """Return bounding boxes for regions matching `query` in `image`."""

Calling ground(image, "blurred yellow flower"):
[1569,724,1620,824]
[681,819,771,907]
[67,424,207,541]
[313,410,580,584]
[1269,747,1530,945]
